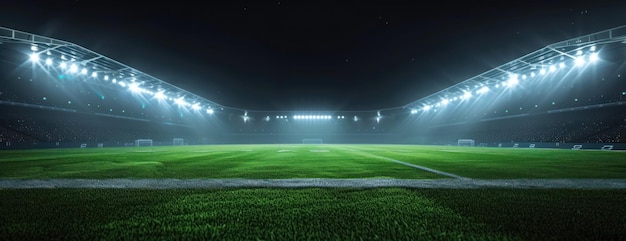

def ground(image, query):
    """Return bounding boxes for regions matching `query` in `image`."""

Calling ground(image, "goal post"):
[173,138,184,146]
[135,139,153,147]
[457,139,475,147]
[302,138,323,144]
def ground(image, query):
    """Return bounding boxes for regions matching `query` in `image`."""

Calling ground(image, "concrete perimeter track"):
[1,178,626,189]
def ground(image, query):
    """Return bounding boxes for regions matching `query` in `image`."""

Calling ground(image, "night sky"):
[2,1,626,111]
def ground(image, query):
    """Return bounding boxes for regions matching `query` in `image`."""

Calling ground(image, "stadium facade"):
[1,26,626,149]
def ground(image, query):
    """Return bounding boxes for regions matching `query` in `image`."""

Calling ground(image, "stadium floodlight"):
[549,64,557,72]
[154,91,166,100]
[80,68,88,75]
[539,68,546,75]
[242,111,249,122]
[476,86,489,95]
[45,57,53,66]
[29,52,40,62]
[575,56,585,66]
[293,115,332,120]
[506,74,519,87]
[91,72,97,78]
[206,108,214,114]
[440,98,449,106]
[589,52,599,62]
[59,61,67,69]
[104,75,109,81]
[410,109,418,114]
[191,103,201,111]
[119,81,126,87]
[461,91,472,100]
[174,97,188,107]
[30,45,38,51]
[422,105,431,111]
[69,63,78,73]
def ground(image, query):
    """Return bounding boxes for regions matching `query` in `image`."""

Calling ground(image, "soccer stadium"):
[2,20,626,241]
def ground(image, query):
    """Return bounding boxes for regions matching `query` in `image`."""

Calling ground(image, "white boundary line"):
[383,158,467,179]
[339,147,468,179]
[1,178,626,189]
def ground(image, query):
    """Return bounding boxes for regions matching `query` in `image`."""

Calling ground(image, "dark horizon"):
[2,1,626,111]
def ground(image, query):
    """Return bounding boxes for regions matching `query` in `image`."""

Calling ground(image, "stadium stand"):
[1,26,626,149]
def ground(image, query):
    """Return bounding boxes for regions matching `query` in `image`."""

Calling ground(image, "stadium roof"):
[0,26,224,112]
[2,1,626,111]
[404,25,626,112]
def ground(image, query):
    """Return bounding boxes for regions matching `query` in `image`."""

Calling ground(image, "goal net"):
[302,139,323,144]
[135,139,153,147]
[457,139,475,147]
[173,138,184,146]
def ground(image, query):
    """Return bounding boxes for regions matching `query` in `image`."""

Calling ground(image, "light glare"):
[575,56,585,66]
[29,53,40,62]
[154,91,166,100]
[69,63,78,73]
[589,52,599,62]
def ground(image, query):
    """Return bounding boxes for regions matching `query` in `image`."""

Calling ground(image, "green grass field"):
[1,144,625,179]
[1,144,626,240]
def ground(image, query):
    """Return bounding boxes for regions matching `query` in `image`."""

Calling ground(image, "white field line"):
[386,159,468,179]
[1,178,626,189]
[338,147,467,179]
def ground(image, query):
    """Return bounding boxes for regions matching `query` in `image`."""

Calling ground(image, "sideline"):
[1,178,626,189]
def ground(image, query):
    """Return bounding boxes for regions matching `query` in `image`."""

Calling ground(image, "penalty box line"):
[385,158,468,179]
[339,147,468,179]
